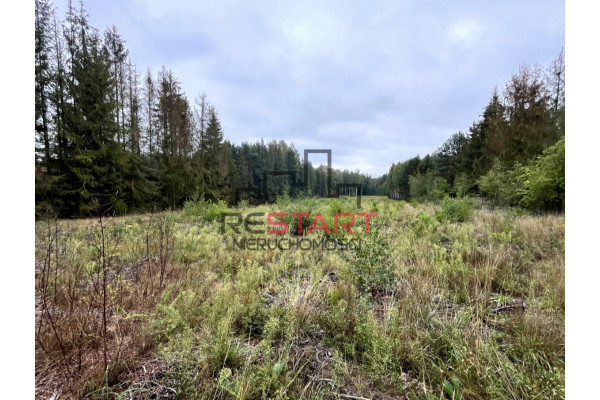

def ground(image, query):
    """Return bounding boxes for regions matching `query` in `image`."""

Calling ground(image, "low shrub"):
[344,225,396,294]
[436,196,475,223]
[413,211,440,235]
[183,194,228,222]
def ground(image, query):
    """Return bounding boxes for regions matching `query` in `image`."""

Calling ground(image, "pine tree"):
[50,13,68,174]
[433,132,469,184]
[501,64,553,164]
[547,48,565,113]
[143,69,156,153]
[104,25,128,145]
[463,90,506,178]
[201,107,225,200]
[156,68,189,158]
[285,145,300,197]
[127,61,141,154]
[546,48,565,139]
[35,0,54,169]
[59,6,126,216]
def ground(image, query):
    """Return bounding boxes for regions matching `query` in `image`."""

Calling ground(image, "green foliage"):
[434,131,470,182]
[236,199,249,210]
[387,156,421,199]
[408,173,427,199]
[345,225,396,294]
[278,196,318,235]
[35,2,387,218]
[476,136,565,212]
[436,196,476,223]
[431,177,452,200]
[183,194,228,222]
[329,198,344,214]
[409,173,451,202]
[453,173,475,198]
[477,160,526,207]
[460,91,505,179]
[413,211,440,235]
[491,223,523,244]
[275,192,292,208]
[387,53,565,213]
[522,137,565,211]
[152,286,190,343]
[35,197,566,398]
[370,200,379,213]
[443,377,460,399]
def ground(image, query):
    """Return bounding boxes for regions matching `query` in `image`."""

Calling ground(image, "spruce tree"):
[201,108,225,200]
[35,0,53,169]
[59,8,126,216]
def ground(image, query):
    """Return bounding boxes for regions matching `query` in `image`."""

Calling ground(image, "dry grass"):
[35,197,565,399]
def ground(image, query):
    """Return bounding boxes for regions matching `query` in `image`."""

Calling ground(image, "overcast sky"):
[56,0,564,176]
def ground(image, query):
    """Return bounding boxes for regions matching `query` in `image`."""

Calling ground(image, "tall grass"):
[35,196,565,399]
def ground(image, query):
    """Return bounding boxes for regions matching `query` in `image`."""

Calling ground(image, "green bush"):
[236,199,249,210]
[329,198,343,214]
[491,223,523,244]
[522,136,565,211]
[436,196,475,223]
[477,160,526,207]
[413,211,439,235]
[344,225,396,294]
[275,193,292,208]
[183,194,229,222]
[279,196,318,235]
[370,200,379,213]
[477,136,565,212]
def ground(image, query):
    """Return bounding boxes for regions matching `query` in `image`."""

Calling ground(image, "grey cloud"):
[56,0,564,175]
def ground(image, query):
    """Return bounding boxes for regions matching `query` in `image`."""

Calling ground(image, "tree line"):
[385,50,565,211]
[35,0,385,218]
[36,0,563,217]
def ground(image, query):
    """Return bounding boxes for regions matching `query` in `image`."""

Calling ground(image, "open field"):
[35,196,564,399]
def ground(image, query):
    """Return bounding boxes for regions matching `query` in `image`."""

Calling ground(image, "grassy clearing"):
[35,196,564,399]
